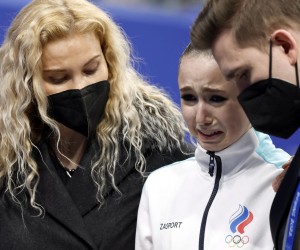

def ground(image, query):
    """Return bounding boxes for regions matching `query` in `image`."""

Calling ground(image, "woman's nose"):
[196,103,213,125]
[73,77,90,89]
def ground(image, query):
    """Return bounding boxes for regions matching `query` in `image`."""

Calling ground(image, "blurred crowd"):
[95,0,202,8]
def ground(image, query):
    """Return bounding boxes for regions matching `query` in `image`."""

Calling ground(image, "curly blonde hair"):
[0,0,188,212]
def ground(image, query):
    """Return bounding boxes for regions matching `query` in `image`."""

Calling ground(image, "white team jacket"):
[135,129,283,250]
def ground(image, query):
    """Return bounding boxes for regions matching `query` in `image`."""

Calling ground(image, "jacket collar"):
[34,139,136,248]
[34,140,97,248]
[195,128,259,180]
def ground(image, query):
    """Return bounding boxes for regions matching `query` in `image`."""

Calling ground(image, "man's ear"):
[271,29,298,65]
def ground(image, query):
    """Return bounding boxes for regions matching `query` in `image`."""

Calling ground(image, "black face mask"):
[47,80,110,137]
[238,41,300,139]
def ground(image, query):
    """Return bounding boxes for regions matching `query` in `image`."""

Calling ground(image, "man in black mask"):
[190,0,300,249]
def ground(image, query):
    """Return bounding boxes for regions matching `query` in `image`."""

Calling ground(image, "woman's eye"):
[210,95,227,103]
[84,68,97,75]
[84,62,99,75]
[48,75,69,84]
[239,70,249,80]
[181,94,197,102]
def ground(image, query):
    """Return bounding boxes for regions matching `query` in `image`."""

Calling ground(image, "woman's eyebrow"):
[83,55,101,67]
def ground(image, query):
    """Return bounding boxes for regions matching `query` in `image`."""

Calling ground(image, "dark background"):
[0,0,298,155]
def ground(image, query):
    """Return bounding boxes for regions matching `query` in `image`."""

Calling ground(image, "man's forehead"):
[211,52,243,81]
[211,31,250,79]
[212,30,239,58]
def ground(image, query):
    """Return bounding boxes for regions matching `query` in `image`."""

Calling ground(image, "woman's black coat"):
[0,140,193,250]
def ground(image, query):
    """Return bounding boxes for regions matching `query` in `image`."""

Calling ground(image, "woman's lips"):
[197,130,223,140]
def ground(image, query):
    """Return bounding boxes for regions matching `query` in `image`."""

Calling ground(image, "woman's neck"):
[51,123,88,170]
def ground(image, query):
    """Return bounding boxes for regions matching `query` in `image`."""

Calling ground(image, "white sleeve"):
[135,179,153,250]
[255,130,291,168]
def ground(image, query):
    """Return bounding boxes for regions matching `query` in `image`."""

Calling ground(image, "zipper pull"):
[207,151,215,177]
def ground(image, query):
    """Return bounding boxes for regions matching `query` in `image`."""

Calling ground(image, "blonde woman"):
[0,0,193,249]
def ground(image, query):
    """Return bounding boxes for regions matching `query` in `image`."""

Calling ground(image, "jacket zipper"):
[199,151,222,250]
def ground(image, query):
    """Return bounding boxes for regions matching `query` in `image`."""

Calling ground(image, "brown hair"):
[191,0,300,50]
[179,43,213,67]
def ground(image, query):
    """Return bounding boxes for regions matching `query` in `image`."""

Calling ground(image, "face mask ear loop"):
[295,62,299,88]
[269,39,273,80]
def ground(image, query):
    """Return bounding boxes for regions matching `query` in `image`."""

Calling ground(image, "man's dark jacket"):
[270,146,300,250]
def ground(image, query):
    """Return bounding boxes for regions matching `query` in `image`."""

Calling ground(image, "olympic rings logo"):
[225,234,249,248]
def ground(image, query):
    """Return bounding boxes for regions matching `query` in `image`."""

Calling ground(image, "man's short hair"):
[190,0,300,50]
